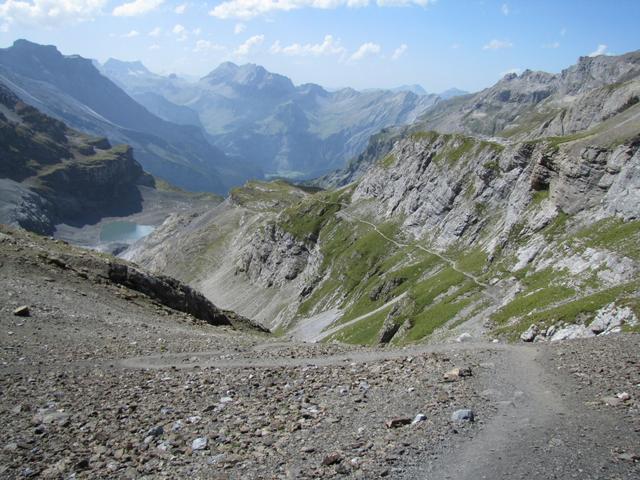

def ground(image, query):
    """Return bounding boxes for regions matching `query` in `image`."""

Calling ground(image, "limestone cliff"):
[0,82,152,234]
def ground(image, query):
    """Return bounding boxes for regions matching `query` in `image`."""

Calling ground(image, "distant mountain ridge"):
[101,59,442,179]
[416,51,640,139]
[0,40,255,194]
[319,49,640,188]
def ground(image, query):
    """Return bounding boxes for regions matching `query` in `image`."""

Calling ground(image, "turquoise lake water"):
[99,221,154,243]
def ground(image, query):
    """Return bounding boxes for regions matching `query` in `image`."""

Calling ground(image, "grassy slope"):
[244,126,640,345]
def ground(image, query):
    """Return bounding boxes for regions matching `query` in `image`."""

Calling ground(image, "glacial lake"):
[99,221,154,243]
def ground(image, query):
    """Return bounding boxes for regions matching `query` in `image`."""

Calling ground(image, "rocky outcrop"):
[417,50,640,139]
[0,81,151,234]
[108,263,233,326]
[353,131,640,249]
[236,223,319,289]
[311,127,405,189]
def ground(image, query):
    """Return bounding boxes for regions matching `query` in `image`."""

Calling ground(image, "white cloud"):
[589,44,607,57]
[271,34,345,57]
[543,41,560,49]
[450,42,461,49]
[122,29,140,38]
[501,3,509,15]
[192,27,201,35]
[209,0,432,20]
[172,23,188,41]
[349,42,381,61]
[174,3,186,13]
[235,34,264,56]
[149,43,160,50]
[483,39,513,50]
[148,26,161,36]
[113,0,164,16]
[234,22,246,34]
[0,0,107,27]
[194,39,225,53]
[391,43,407,60]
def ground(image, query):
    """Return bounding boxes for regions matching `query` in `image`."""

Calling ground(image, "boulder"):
[520,324,539,342]
[443,367,472,382]
[451,409,475,422]
[13,305,30,317]
[549,324,594,342]
[191,437,208,451]
[322,452,342,466]
[411,414,427,425]
[385,417,412,428]
[456,332,473,343]
[589,303,638,334]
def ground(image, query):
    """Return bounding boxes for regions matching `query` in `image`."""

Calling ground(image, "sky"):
[0,0,638,92]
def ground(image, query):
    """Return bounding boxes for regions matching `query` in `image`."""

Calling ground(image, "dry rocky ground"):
[0,226,638,479]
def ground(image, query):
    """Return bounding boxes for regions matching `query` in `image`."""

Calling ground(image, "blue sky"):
[0,0,638,92]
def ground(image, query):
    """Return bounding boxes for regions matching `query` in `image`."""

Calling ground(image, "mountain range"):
[0,40,252,194]
[100,59,448,179]
[318,50,640,188]
[1,38,639,346]
[125,49,640,346]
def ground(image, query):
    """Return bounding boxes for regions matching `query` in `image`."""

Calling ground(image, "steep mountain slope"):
[0,81,221,255]
[100,58,204,129]
[318,50,640,188]
[0,81,151,235]
[0,40,253,193]
[102,60,440,179]
[417,51,640,139]
[127,53,640,345]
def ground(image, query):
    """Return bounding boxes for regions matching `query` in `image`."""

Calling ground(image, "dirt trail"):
[119,339,639,479]
[330,203,502,303]
[311,291,408,342]
[120,340,506,370]
[409,344,638,480]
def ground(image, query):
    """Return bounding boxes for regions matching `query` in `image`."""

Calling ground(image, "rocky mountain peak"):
[203,62,295,95]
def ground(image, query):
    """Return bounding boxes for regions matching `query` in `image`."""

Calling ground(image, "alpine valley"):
[1,33,639,480]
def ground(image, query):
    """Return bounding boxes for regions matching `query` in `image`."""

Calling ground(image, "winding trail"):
[310,291,408,342]
[324,201,501,303]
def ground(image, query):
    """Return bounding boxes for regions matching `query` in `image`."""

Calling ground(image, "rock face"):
[236,223,314,288]
[107,263,233,326]
[0,81,152,234]
[353,132,640,249]
[589,303,638,334]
